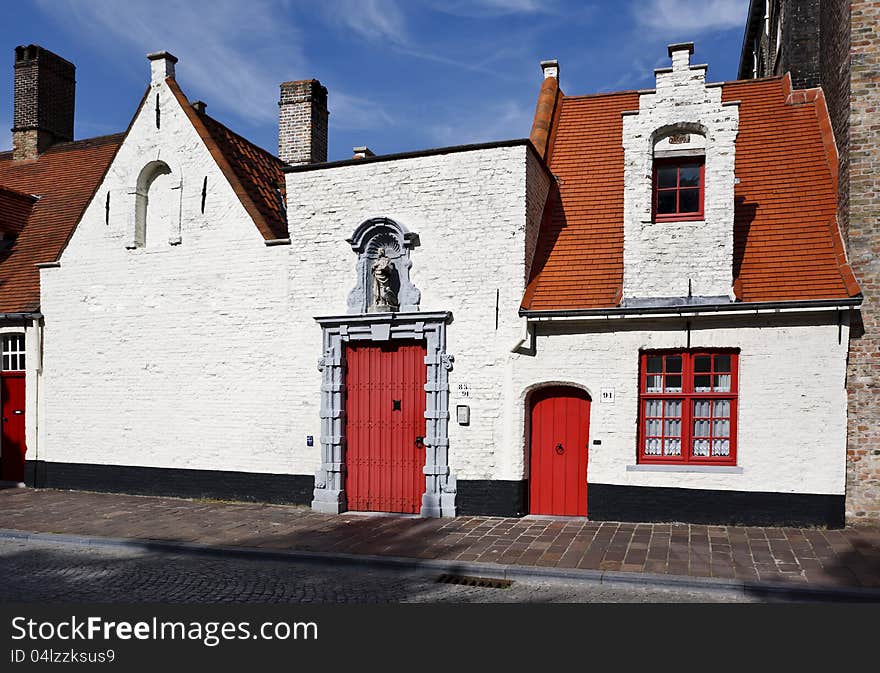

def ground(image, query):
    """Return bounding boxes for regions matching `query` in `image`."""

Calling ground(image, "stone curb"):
[2,528,878,602]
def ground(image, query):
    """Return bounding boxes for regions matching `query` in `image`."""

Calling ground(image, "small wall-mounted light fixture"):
[456,405,470,426]
[306,435,314,447]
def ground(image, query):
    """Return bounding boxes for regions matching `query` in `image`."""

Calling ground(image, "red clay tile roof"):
[0,186,36,236]
[522,90,640,310]
[0,134,123,312]
[522,76,859,311]
[166,80,288,241]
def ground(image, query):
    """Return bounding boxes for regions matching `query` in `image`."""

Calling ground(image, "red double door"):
[345,342,427,513]
[1,373,26,482]
[529,387,591,516]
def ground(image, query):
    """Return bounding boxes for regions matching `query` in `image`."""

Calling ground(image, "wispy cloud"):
[429,99,531,146]
[320,0,409,45]
[633,0,748,33]
[313,0,514,79]
[431,0,559,17]
[331,92,395,131]
[31,0,394,134]
[34,0,303,124]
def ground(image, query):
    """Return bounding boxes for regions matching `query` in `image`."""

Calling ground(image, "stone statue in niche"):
[346,217,421,314]
[370,248,399,312]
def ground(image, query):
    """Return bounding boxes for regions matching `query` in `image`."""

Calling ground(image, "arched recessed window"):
[132,160,172,248]
[651,125,707,222]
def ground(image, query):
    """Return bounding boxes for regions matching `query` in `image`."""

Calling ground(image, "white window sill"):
[626,464,743,474]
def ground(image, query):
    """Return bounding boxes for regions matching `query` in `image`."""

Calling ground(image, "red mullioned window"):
[638,350,739,465]
[652,158,705,221]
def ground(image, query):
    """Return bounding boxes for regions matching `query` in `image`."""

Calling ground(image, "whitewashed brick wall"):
[40,120,546,484]
[622,46,739,300]
[39,73,297,474]
[284,144,542,480]
[509,312,849,495]
[36,60,847,503]
[524,150,551,283]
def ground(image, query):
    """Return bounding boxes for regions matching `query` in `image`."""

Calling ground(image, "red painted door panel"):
[1,373,26,482]
[529,387,590,516]
[345,342,427,513]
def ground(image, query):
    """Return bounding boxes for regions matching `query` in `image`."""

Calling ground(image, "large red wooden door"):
[345,341,427,513]
[529,387,590,516]
[1,373,26,482]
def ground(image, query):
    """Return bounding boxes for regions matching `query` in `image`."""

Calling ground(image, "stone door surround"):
[312,311,456,517]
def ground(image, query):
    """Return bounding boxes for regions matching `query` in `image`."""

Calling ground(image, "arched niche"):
[346,217,421,314]
[129,160,177,249]
[651,122,708,159]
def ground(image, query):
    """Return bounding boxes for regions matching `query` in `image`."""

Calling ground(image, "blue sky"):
[2,0,750,161]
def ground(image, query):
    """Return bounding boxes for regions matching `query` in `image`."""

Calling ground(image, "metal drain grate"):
[436,574,512,589]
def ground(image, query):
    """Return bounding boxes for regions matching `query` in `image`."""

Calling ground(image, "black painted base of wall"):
[25,461,314,506]
[456,480,527,517]
[22,462,844,527]
[587,483,845,528]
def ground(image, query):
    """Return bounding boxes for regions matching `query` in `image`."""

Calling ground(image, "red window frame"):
[637,350,739,466]
[652,157,705,222]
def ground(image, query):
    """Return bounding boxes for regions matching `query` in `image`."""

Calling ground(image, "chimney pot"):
[278,79,328,165]
[352,146,375,159]
[191,100,207,114]
[540,59,559,80]
[147,51,178,84]
[12,44,76,160]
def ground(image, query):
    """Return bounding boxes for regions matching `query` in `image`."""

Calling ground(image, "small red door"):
[1,373,26,482]
[345,341,427,513]
[529,386,590,516]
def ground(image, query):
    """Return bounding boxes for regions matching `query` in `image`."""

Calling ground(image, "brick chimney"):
[12,45,75,160]
[278,79,328,165]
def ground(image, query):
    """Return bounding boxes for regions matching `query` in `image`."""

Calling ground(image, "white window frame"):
[2,333,26,372]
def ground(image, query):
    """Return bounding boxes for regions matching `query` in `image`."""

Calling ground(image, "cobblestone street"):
[0,538,757,604]
[1,489,878,591]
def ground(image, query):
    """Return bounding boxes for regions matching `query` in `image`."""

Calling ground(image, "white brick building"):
[4,42,860,526]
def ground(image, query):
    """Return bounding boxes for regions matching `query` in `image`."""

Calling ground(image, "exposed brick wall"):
[845,0,880,524]
[742,1,830,89]
[783,0,822,88]
[739,0,880,526]
[820,0,851,238]
[12,45,75,159]
[278,79,328,165]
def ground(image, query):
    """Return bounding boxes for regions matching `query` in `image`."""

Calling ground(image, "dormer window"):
[652,157,704,221]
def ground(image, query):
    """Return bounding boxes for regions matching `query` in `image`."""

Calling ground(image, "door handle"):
[555,443,565,455]
[415,436,425,449]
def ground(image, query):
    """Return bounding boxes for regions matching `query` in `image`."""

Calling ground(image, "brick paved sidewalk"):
[1,487,878,589]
